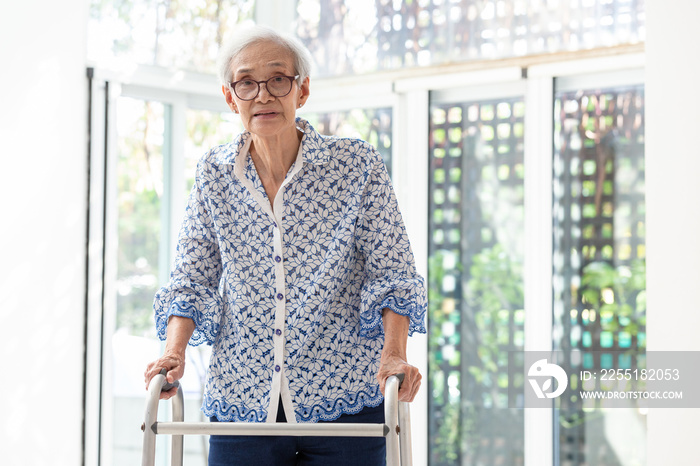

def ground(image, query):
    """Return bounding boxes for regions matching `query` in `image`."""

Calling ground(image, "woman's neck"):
[249,128,303,207]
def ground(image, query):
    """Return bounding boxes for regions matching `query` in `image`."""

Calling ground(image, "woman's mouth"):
[254,111,278,118]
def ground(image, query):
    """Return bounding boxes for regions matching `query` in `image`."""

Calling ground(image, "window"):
[87,0,255,73]
[552,79,646,466]
[109,96,172,465]
[114,97,166,340]
[296,0,645,77]
[87,77,233,464]
[428,89,526,465]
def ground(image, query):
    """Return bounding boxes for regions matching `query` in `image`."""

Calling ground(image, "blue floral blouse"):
[154,118,427,424]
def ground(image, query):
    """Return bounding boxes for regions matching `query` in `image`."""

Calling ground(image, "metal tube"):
[154,421,387,437]
[170,384,185,466]
[141,373,166,466]
[384,375,401,466]
[398,401,413,466]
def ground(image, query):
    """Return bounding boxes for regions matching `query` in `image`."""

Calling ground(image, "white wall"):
[646,0,700,463]
[0,1,88,464]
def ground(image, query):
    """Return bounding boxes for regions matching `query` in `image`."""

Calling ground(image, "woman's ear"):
[222,85,238,113]
[298,76,310,107]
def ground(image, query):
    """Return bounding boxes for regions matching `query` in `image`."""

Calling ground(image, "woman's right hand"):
[144,353,185,400]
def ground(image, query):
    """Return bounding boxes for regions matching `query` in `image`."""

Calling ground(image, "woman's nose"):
[256,82,274,102]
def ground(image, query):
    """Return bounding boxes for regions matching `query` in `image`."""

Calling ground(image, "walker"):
[141,371,413,465]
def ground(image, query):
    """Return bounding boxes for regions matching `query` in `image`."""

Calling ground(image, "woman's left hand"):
[377,352,422,402]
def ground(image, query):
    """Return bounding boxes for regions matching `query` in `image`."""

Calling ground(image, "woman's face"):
[223,40,309,141]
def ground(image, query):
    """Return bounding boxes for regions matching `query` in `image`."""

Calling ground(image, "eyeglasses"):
[228,75,300,101]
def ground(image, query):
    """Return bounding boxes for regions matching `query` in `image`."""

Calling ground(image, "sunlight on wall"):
[0,1,88,465]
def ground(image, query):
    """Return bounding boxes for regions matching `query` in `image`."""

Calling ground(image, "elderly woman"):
[144,25,427,466]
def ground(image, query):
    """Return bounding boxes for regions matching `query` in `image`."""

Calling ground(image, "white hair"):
[216,25,314,87]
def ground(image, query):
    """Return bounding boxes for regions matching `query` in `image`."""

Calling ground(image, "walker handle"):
[159,368,180,392]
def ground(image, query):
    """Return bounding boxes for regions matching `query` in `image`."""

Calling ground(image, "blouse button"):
[275,365,281,372]
[274,256,282,263]
[275,329,282,336]
[276,293,284,301]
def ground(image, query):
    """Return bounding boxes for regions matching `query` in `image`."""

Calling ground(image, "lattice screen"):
[553,84,646,466]
[428,97,525,465]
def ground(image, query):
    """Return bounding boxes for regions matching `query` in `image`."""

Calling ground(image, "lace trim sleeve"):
[153,281,224,346]
[359,274,428,338]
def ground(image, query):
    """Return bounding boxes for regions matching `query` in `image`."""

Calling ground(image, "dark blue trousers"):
[208,401,386,466]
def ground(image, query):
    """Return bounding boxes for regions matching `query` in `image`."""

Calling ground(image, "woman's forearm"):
[381,307,409,359]
[164,315,196,358]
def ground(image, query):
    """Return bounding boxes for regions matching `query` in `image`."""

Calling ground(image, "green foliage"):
[432,401,461,463]
[115,100,164,338]
[428,245,524,463]
[116,186,161,338]
[580,259,646,336]
[463,245,523,397]
[466,245,524,314]
[427,250,460,463]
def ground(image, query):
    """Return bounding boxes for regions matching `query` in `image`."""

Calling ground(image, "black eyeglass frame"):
[228,75,300,101]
